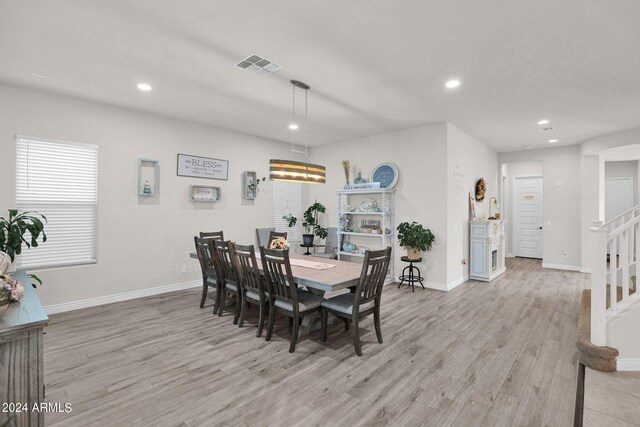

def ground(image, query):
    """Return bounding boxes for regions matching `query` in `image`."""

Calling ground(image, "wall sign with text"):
[177,154,228,180]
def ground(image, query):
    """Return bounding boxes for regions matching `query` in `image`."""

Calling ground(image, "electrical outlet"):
[181,263,187,273]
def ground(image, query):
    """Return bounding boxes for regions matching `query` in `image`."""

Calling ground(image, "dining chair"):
[267,231,287,248]
[255,228,274,247]
[313,227,339,259]
[321,247,392,356]
[229,242,268,337]
[194,236,221,313]
[200,231,224,240]
[260,247,323,353]
[213,240,241,323]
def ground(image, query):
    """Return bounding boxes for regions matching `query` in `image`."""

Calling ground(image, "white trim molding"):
[424,275,469,292]
[542,262,582,272]
[617,358,640,371]
[45,280,201,315]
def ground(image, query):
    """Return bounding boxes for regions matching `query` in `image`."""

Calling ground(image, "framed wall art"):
[177,154,228,180]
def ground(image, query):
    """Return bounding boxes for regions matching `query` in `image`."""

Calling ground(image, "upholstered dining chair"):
[200,231,224,240]
[260,247,323,353]
[213,240,241,323]
[321,247,392,356]
[194,237,221,313]
[313,227,339,259]
[255,228,274,248]
[229,243,268,337]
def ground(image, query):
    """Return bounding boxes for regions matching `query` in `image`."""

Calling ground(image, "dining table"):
[189,251,363,335]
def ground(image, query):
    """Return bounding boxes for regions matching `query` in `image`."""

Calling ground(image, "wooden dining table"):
[189,251,363,335]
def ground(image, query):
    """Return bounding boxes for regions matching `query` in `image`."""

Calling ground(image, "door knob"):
[539,226,543,229]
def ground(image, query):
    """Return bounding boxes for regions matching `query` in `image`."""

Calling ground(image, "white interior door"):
[514,176,544,259]
[605,177,633,222]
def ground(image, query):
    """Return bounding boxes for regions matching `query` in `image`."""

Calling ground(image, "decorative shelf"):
[138,159,159,196]
[191,185,221,203]
[336,188,395,195]
[339,211,392,216]
[243,170,257,200]
[338,231,393,237]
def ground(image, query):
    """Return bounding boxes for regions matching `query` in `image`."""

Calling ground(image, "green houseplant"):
[396,221,435,260]
[302,202,328,245]
[0,210,47,279]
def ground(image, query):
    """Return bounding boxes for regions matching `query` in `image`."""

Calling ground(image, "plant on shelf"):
[247,176,267,192]
[302,201,328,245]
[396,221,435,260]
[0,209,47,287]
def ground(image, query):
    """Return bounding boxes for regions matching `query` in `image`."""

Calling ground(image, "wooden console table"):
[0,271,49,427]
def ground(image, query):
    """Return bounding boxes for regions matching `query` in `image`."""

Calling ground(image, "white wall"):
[501,162,544,256]
[499,145,582,270]
[308,124,450,285]
[0,83,292,307]
[605,160,638,205]
[446,124,498,285]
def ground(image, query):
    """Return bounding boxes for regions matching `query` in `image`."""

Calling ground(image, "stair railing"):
[590,206,640,346]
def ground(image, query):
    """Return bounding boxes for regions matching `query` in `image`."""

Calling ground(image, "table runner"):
[255,254,337,270]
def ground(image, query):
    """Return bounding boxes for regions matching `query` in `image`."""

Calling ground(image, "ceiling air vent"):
[538,127,555,132]
[236,54,281,76]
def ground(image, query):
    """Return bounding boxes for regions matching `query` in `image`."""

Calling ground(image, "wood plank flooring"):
[43,258,586,426]
[584,367,640,426]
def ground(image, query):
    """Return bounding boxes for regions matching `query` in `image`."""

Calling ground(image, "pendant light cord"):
[304,88,309,159]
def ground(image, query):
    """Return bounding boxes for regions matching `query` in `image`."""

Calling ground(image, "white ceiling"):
[1,1,639,152]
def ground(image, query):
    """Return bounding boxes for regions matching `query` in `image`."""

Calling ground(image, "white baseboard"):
[542,262,582,272]
[617,358,640,371]
[45,279,201,315]
[506,253,515,258]
[424,275,469,292]
[580,267,592,273]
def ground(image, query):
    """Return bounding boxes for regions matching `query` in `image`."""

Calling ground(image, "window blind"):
[15,136,99,269]
[272,181,302,242]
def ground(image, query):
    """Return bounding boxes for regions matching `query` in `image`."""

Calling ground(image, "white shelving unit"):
[337,188,395,282]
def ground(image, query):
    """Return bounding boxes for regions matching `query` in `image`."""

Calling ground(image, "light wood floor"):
[43,258,586,426]
[584,368,640,426]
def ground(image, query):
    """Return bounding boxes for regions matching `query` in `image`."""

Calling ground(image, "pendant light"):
[269,80,326,184]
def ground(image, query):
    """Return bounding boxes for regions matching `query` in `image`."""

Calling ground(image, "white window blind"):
[16,136,99,269]
[273,181,302,243]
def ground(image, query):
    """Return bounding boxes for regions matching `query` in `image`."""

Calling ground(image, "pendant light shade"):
[270,79,325,184]
[269,159,326,184]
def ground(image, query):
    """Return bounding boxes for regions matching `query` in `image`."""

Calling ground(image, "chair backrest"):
[267,231,287,248]
[256,228,274,247]
[213,240,236,286]
[200,231,224,241]
[259,247,299,310]
[229,242,264,297]
[355,247,392,307]
[194,236,217,279]
[324,227,339,255]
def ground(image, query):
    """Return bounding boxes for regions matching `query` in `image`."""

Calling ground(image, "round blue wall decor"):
[370,162,399,188]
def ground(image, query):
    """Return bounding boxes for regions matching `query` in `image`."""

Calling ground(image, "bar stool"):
[398,256,425,292]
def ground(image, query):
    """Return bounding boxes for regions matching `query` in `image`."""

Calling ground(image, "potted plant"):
[282,213,297,228]
[302,202,328,246]
[0,209,47,275]
[396,221,435,260]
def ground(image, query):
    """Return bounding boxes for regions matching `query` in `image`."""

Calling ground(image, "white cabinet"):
[469,220,506,281]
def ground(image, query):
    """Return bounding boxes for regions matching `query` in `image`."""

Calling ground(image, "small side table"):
[398,256,425,292]
[300,243,315,256]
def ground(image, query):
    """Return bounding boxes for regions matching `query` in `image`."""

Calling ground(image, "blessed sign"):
[177,154,228,180]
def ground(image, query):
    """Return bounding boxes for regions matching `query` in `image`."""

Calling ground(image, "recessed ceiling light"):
[548,139,559,143]
[31,72,46,79]
[523,145,531,149]
[289,123,299,130]
[445,79,461,89]
[537,119,550,125]
[137,83,152,92]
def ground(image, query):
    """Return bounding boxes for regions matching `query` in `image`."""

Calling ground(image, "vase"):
[406,247,421,260]
[354,172,366,184]
[0,304,9,316]
[0,252,12,274]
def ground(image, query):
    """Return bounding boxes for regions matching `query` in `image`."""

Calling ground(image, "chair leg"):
[217,287,226,317]
[239,296,247,327]
[200,281,208,308]
[265,303,276,341]
[233,293,240,325]
[257,301,265,338]
[289,314,300,353]
[321,309,328,342]
[374,307,383,344]
[344,318,351,331]
[352,318,362,356]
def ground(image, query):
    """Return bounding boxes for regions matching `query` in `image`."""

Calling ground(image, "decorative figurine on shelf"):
[143,180,152,194]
